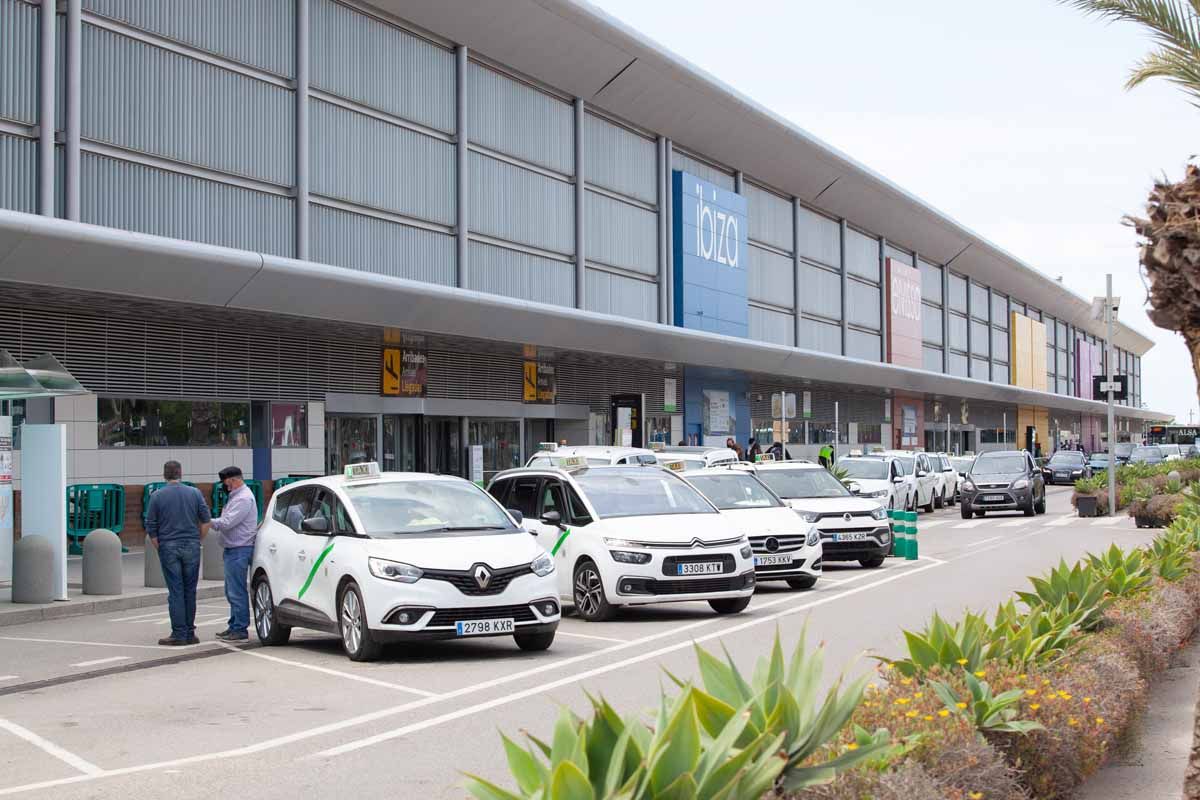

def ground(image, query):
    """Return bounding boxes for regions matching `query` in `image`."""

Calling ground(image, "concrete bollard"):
[202,534,223,582]
[12,536,55,604]
[82,529,123,596]
[143,538,166,588]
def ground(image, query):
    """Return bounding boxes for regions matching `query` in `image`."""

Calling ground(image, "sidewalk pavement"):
[1076,634,1200,800]
[0,547,224,627]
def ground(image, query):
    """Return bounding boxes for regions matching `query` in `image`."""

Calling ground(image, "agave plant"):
[1149,531,1194,581]
[679,629,891,789]
[1015,559,1111,632]
[1086,543,1154,597]
[931,672,1044,736]
[882,611,998,677]
[465,691,788,800]
[989,599,1081,667]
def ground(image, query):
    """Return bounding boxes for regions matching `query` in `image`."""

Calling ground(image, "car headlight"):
[865,489,889,498]
[793,509,820,523]
[1012,479,1029,490]
[603,537,645,549]
[806,528,820,547]
[739,544,753,559]
[870,507,888,521]
[1071,470,1082,475]
[962,480,975,491]
[368,558,422,584]
[532,552,555,576]
[609,550,651,564]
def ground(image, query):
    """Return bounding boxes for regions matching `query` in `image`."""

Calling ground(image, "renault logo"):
[842,512,853,523]
[765,537,780,552]
[473,565,492,590]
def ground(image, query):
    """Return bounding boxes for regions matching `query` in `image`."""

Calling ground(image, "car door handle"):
[268,544,277,554]
[297,551,308,561]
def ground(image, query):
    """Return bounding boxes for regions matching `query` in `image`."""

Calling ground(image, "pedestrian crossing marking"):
[952,519,988,529]
[1043,516,1075,527]
[999,519,1028,528]
[919,520,948,529]
[1090,517,1123,526]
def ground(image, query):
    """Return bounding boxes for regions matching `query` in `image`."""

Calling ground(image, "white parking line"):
[0,636,198,651]
[970,536,1002,548]
[554,630,626,644]
[216,643,438,697]
[0,716,103,776]
[952,519,987,529]
[1043,516,1076,527]
[159,614,227,627]
[918,520,948,529]
[998,519,1028,528]
[69,656,130,669]
[0,676,17,682]
[1091,517,1123,526]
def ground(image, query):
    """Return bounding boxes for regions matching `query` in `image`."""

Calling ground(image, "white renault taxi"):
[653,445,740,471]
[487,462,755,621]
[734,460,892,568]
[682,468,822,589]
[525,443,657,467]
[250,463,560,662]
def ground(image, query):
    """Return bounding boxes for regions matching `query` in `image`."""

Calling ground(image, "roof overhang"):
[376,0,1155,355]
[0,210,1164,422]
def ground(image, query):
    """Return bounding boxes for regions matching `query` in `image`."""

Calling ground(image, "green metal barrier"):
[887,509,902,558]
[904,510,918,561]
[272,475,318,490]
[211,479,265,524]
[66,484,125,555]
[140,481,197,528]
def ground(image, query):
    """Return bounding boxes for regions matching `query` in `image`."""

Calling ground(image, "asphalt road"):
[0,486,1158,799]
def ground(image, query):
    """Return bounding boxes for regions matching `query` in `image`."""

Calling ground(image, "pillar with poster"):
[610,394,643,448]
[0,416,11,583]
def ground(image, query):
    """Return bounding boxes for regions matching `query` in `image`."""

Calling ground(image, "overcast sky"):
[591,0,1200,424]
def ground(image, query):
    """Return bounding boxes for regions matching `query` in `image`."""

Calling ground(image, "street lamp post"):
[1105,274,1116,517]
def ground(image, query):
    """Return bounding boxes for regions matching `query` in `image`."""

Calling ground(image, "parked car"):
[1159,444,1184,461]
[959,450,1046,518]
[879,450,940,512]
[838,455,905,510]
[734,461,891,568]
[487,463,755,621]
[682,468,822,589]
[1129,445,1164,465]
[1113,442,1135,465]
[1086,452,1111,475]
[250,463,560,661]
[525,444,657,467]
[1042,451,1091,485]
[924,453,955,507]
[936,453,962,504]
[653,446,740,471]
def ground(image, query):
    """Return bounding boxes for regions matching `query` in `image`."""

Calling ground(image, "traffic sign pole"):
[1105,274,1116,517]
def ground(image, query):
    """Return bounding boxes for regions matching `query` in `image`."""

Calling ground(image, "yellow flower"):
[1030,703,1041,711]
[1042,678,1051,685]
[1018,674,1028,680]
[913,692,924,699]
[956,702,968,709]
[1026,689,1037,696]
[1069,718,1079,727]
[845,742,859,751]
[1060,692,1073,700]
[900,678,913,686]
[924,715,934,721]
[894,698,911,705]
[938,709,950,717]
[970,792,984,799]
[974,671,986,678]
[956,658,969,666]
[1082,697,1091,704]
[905,710,918,718]
[1095,717,1105,725]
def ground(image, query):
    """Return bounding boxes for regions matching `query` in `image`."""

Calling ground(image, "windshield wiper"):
[407,525,511,533]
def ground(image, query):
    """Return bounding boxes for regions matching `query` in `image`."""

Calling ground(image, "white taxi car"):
[682,468,822,589]
[487,463,755,621]
[250,464,560,662]
[837,456,904,510]
[734,460,892,568]
[878,450,939,512]
[653,445,740,471]
[525,444,657,467]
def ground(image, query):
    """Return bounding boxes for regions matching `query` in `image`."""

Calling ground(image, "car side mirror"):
[892,476,905,484]
[507,509,524,525]
[301,516,330,534]
[540,510,564,528]
[917,470,927,478]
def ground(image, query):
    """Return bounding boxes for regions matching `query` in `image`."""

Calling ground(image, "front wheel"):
[514,631,555,651]
[338,583,382,662]
[934,490,944,510]
[572,560,615,622]
[859,555,885,569]
[960,503,973,519]
[252,575,291,646]
[786,575,817,590]
[922,492,935,513]
[974,510,986,518]
[1035,492,1047,515]
[709,596,752,614]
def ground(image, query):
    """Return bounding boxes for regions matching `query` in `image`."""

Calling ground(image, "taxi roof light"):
[649,442,665,452]
[344,462,381,481]
[555,455,587,470]
[538,441,558,452]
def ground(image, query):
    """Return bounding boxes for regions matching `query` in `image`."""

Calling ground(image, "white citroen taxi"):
[486,462,755,621]
[681,468,822,589]
[734,460,892,568]
[250,463,560,662]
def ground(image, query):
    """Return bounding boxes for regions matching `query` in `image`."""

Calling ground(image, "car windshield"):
[951,457,974,473]
[893,456,915,474]
[1161,445,1181,455]
[1114,443,1135,457]
[1090,454,1109,463]
[838,459,889,480]
[972,454,1027,474]
[754,468,850,499]
[344,480,517,537]
[574,470,716,518]
[1048,453,1084,466]
[687,474,782,510]
[926,455,943,470]
[1132,447,1162,460]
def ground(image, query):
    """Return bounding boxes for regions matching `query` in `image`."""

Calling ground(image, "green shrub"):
[1015,560,1110,632]
[930,672,1044,736]
[990,599,1081,668]
[1085,544,1153,597]
[882,612,998,678]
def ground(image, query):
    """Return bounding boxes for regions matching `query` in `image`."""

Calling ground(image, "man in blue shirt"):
[145,461,211,646]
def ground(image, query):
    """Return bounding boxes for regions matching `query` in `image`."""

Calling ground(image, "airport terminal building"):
[0,0,1160,538]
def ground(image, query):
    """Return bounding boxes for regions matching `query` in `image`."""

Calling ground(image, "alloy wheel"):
[341,590,363,655]
[574,566,604,618]
[254,581,273,640]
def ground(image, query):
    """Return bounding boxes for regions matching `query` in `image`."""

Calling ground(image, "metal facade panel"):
[846,280,881,330]
[311,99,454,225]
[83,0,295,77]
[971,320,989,356]
[311,0,454,133]
[584,267,656,322]
[83,25,295,185]
[583,112,655,203]
[883,243,913,266]
[468,61,573,174]
[0,133,36,213]
[921,305,943,345]
[918,259,942,304]
[948,313,968,351]
[310,204,455,286]
[744,182,793,252]
[585,190,656,275]
[947,273,967,312]
[748,306,794,346]
[992,327,1009,361]
[923,345,943,373]
[0,0,37,124]
[799,263,841,320]
[845,227,880,282]
[468,240,573,307]
[747,244,794,308]
[469,151,574,254]
[81,152,295,256]
[799,316,842,355]
[671,150,733,190]
[796,206,840,268]
[847,329,881,362]
[970,283,989,320]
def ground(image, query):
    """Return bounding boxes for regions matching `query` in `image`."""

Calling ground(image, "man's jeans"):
[158,538,201,641]
[223,545,255,635]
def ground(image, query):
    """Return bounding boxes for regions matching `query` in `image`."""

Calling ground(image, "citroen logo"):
[765,537,780,553]
[473,565,492,590]
[842,512,853,523]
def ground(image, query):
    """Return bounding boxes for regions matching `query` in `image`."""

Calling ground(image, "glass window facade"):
[948,273,967,312]
[98,398,251,448]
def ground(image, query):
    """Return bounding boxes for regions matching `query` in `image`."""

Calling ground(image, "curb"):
[0,583,226,628]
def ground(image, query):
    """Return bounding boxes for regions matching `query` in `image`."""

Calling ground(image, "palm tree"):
[1061,1,1200,410]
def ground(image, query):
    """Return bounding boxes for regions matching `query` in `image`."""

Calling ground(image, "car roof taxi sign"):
[555,455,587,470]
[344,462,381,481]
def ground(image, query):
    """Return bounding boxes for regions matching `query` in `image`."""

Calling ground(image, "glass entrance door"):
[326,415,378,475]
[424,416,462,476]
[382,415,419,473]
[469,419,522,483]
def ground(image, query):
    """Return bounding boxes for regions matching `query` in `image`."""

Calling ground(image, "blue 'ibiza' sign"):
[672,171,749,338]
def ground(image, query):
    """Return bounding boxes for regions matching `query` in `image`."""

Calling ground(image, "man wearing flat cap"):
[209,466,258,641]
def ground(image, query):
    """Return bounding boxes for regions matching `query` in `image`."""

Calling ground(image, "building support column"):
[64,0,81,221]
[574,98,585,310]
[986,286,994,381]
[879,237,889,362]
[456,45,469,290]
[941,265,950,372]
[295,0,310,260]
[657,136,668,325]
[792,200,802,348]
[38,0,56,217]
[663,137,674,326]
[839,220,848,356]
[733,170,743,194]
